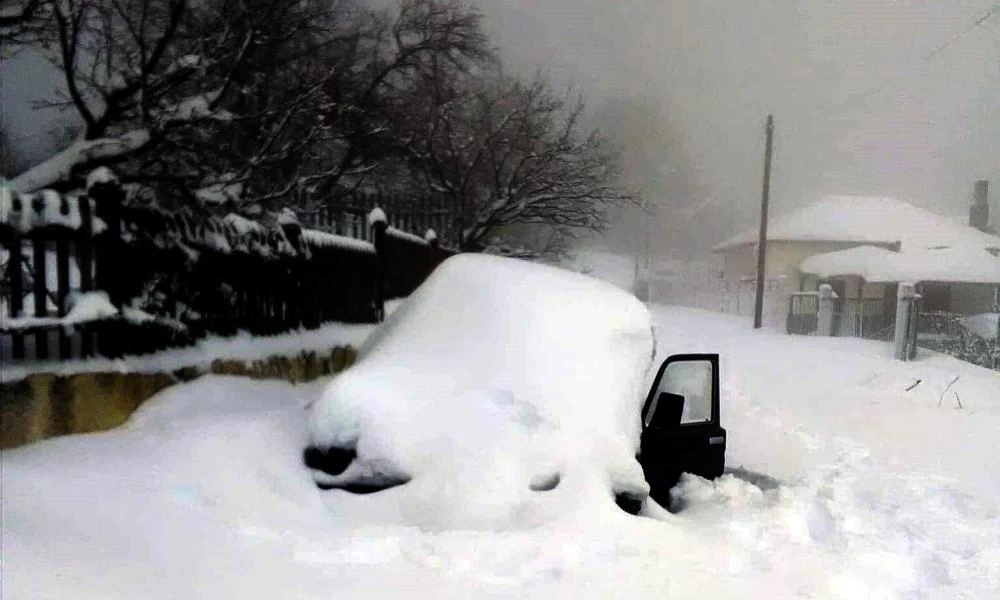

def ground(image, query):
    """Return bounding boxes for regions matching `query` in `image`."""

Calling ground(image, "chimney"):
[970,180,989,232]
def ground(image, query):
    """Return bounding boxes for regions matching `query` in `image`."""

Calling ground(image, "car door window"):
[644,359,714,427]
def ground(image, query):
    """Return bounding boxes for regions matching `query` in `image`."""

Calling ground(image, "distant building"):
[713,192,1000,327]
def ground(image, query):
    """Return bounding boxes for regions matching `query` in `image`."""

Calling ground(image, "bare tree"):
[9,0,246,192]
[405,70,641,250]
[8,0,638,247]
[8,0,496,212]
[276,0,493,203]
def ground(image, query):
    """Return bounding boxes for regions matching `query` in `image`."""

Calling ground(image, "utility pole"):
[643,218,650,270]
[753,115,774,330]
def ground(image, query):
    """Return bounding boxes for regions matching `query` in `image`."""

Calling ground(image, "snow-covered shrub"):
[920,311,1000,371]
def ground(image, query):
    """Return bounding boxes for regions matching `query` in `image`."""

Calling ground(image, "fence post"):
[89,170,125,357]
[817,284,837,336]
[77,194,95,357]
[907,292,920,360]
[370,207,388,322]
[894,282,917,361]
[425,228,440,288]
[31,195,49,359]
[56,201,72,359]
[994,285,1000,370]
[10,201,24,358]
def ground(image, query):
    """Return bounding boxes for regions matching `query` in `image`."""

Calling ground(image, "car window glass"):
[645,359,713,427]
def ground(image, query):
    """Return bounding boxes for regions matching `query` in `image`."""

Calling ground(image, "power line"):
[925,2,1000,59]
[814,3,1000,121]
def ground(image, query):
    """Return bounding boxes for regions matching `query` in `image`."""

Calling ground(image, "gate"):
[786,292,818,335]
[834,298,896,342]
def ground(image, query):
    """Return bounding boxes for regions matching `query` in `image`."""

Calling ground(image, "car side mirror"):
[642,354,720,429]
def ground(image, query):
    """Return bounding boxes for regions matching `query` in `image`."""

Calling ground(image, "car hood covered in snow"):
[307,254,655,530]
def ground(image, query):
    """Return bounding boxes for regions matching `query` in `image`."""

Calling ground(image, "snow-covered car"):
[304,254,724,525]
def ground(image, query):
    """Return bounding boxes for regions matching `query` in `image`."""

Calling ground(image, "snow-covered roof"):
[714,195,1000,253]
[800,244,1000,284]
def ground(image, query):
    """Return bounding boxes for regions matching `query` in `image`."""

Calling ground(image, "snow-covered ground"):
[4,298,1000,598]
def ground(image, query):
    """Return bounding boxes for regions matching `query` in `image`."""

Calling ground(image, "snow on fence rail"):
[0,178,455,364]
[292,188,462,248]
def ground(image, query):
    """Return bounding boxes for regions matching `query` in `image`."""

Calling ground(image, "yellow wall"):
[721,247,757,281]
[1,346,357,450]
[720,241,869,288]
[861,281,887,299]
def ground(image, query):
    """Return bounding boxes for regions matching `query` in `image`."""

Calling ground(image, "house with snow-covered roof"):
[712,189,1000,332]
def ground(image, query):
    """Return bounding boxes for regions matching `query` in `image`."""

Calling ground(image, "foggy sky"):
[480,0,1000,258]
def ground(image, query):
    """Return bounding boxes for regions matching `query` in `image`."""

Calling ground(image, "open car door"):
[639,353,726,506]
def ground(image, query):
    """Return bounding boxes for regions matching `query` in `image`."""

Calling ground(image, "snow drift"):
[307,254,655,530]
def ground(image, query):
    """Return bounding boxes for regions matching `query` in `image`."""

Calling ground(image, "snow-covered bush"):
[921,311,1000,371]
[306,254,655,529]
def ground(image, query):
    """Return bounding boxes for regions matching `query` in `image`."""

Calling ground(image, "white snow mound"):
[308,254,655,530]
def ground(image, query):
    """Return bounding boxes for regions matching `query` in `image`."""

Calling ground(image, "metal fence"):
[786,296,896,342]
[833,298,896,342]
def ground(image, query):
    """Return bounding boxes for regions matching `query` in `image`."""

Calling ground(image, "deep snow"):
[3,297,1000,599]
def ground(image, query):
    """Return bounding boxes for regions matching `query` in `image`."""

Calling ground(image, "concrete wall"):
[1,346,357,450]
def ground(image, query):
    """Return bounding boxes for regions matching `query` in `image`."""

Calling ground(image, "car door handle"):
[709,436,725,445]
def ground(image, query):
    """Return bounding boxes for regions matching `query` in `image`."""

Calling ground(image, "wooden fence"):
[0,178,455,364]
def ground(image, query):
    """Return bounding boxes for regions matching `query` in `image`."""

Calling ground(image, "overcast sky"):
[479,0,1000,257]
[3,1,998,257]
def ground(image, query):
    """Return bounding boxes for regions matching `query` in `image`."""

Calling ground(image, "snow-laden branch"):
[12,130,151,192]
[154,89,233,125]
[194,174,243,205]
